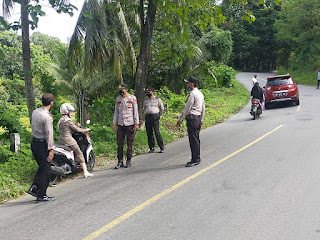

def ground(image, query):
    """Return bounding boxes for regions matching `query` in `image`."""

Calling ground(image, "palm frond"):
[2,0,14,18]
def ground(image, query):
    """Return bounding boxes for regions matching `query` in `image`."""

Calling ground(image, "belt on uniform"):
[32,137,46,142]
[186,114,201,120]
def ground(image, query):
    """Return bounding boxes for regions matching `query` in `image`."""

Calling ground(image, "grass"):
[278,68,318,86]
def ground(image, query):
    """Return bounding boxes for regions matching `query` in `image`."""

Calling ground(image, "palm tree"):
[2,0,76,120]
[2,0,35,119]
[69,0,137,83]
[51,44,92,125]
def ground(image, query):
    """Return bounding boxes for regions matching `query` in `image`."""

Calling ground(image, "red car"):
[264,74,299,109]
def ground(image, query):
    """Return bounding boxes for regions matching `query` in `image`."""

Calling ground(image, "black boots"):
[115,160,124,169]
[115,159,131,169]
[27,184,38,197]
[126,159,131,168]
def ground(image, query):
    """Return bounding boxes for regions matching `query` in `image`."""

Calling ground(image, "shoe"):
[126,159,131,168]
[115,161,124,169]
[84,173,94,178]
[27,184,38,197]
[185,161,200,167]
[36,196,55,202]
[159,149,164,153]
[148,148,155,153]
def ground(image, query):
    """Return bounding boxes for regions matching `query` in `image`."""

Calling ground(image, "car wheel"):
[265,102,270,109]
[295,99,300,105]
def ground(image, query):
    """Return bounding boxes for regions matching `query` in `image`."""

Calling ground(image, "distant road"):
[2,72,320,240]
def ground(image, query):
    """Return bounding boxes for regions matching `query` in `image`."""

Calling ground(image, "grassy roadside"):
[0,77,250,203]
[278,68,318,86]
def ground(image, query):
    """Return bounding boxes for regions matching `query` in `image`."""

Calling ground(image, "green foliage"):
[0,143,36,202]
[278,67,317,86]
[213,64,235,87]
[31,32,65,61]
[199,26,233,64]
[0,101,30,141]
[220,0,281,71]
[0,42,23,79]
[275,0,320,72]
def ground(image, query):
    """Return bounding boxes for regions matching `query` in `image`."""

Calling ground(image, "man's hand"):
[47,150,54,162]
[134,124,139,131]
[176,120,182,127]
[113,124,117,132]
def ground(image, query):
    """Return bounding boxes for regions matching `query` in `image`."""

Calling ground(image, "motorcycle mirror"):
[86,120,91,125]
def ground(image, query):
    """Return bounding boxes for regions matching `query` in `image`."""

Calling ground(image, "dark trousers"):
[145,114,164,150]
[31,140,51,197]
[186,115,201,163]
[317,80,320,89]
[117,125,135,161]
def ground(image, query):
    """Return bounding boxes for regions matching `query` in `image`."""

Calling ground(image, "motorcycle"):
[250,98,262,120]
[50,122,95,185]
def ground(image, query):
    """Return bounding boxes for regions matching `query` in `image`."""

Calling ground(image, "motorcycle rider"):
[251,82,264,110]
[57,103,93,178]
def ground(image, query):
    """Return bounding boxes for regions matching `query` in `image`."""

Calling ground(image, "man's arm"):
[178,93,194,122]
[113,99,119,132]
[159,98,164,116]
[133,97,139,127]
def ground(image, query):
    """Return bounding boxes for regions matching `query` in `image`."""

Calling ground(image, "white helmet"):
[60,103,76,115]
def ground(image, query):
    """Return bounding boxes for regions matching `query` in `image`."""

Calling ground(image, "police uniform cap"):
[145,87,154,93]
[118,83,128,90]
[184,76,199,85]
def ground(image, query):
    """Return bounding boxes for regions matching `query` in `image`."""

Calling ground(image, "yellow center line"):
[83,124,284,240]
[297,101,301,112]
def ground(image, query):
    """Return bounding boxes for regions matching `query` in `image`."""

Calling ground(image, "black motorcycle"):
[250,98,262,120]
[50,129,95,185]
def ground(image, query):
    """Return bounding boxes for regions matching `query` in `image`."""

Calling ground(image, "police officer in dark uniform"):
[177,77,205,167]
[144,87,165,153]
[27,93,56,201]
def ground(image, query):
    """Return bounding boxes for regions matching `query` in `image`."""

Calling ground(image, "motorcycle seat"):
[55,144,73,152]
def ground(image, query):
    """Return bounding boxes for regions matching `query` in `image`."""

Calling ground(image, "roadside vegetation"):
[1,0,319,202]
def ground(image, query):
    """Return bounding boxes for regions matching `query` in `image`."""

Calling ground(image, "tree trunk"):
[21,0,35,120]
[135,0,157,124]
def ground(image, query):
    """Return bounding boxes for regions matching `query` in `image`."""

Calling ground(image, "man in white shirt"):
[252,74,258,85]
[176,77,205,167]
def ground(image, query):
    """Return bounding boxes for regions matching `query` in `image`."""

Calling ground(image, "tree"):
[69,0,137,83]
[1,0,77,119]
[220,0,281,71]
[275,0,320,72]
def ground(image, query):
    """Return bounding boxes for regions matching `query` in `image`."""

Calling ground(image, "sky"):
[0,0,85,43]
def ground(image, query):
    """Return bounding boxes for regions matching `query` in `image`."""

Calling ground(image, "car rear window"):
[266,77,293,86]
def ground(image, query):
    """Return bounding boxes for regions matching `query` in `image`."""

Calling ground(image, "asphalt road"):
[2,72,320,240]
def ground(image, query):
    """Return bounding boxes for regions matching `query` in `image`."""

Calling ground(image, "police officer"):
[27,93,56,201]
[113,83,139,169]
[176,77,205,167]
[144,87,165,153]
